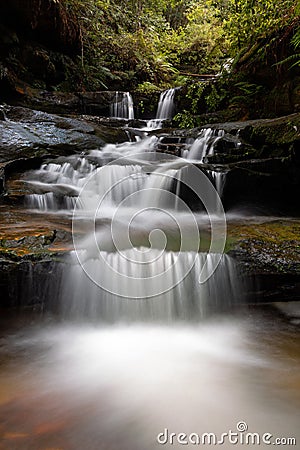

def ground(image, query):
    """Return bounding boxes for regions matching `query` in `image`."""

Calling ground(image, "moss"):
[227,220,300,274]
[249,116,300,147]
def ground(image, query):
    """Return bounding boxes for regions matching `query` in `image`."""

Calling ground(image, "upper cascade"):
[145,88,177,130]
[110,91,134,119]
[156,88,177,120]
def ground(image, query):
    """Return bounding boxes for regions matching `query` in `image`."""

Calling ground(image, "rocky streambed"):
[0,104,300,310]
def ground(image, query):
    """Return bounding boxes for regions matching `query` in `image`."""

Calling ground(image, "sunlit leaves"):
[223,0,296,50]
[61,0,298,90]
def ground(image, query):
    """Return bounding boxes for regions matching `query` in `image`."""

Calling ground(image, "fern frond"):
[274,53,300,68]
[291,29,300,49]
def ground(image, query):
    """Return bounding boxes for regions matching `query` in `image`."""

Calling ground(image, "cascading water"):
[156,88,176,120]
[187,128,225,162]
[24,126,229,217]
[210,170,227,198]
[25,158,95,211]
[110,91,134,119]
[3,101,299,450]
[146,88,177,130]
[60,251,240,321]
[24,136,238,321]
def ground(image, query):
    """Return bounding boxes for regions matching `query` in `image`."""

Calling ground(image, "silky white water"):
[187,128,225,162]
[110,91,134,119]
[23,122,232,317]
[156,88,176,119]
[145,88,177,130]
[1,319,299,449]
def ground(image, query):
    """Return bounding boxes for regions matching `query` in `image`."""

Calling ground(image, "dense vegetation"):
[0,0,298,120]
[63,0,299,94]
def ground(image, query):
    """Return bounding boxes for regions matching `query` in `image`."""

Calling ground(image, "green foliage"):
[229,81,265,108]
[62,0,229,90]
[63,0,181,90]
[61,0,298,115]
[223,0,296,51]
[173,110,199,128]
[136,82,162,95]
[205,82,229,112]
[276,27,300,69]
[185,81,206,113]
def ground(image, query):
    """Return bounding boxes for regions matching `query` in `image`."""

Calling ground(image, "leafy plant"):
[136,82,162,95]
[173,109,198,128]
[205,83,228,112]
[230,81,264,108]
[275,27,300,69]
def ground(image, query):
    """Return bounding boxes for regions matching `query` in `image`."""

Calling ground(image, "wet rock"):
[172,114,300,213]
[78,91,117,116]
[18,90,80,115]
[80,115,136,143]
[227,220,300,275]
[222,158,300,214]
[0,106,105,163]
[228,220,300,301]
[205,113,300,158]
[0,257,65,309]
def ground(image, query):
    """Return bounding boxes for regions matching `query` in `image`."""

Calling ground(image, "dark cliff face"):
[0,0,80,98]
[0,0,80,53]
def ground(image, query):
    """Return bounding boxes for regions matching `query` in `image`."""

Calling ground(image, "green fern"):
[291,29,300,48]
[275,28,300,69]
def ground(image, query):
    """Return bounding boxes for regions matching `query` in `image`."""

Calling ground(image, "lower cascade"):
[187,128,225,162]
[59,251,241,321]
[22,107,239,320]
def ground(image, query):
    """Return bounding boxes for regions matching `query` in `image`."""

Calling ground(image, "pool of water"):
[0,307,299,449]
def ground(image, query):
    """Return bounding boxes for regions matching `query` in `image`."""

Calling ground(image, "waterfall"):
[24,157,96,211]
[23,109,240,322]
[141,167,178,209]
[187,128,224,162]
[208,170,227,215]
[60,251,241,321]
[23,137,158,212]
[26,192,79,211]
[209,170,227,198]
[9,93,298,450]
[145,88,177,130]
[110,91,134,119]
[156,88,176,119]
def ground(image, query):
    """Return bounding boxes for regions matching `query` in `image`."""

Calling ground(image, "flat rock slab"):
[0,204,72,258]
[0,106,105,163]
[228,218,300,275]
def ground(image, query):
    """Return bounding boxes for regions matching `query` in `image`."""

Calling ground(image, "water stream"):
[110,91,135,119]
[1,90,299,449]
[145,88,177,130]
